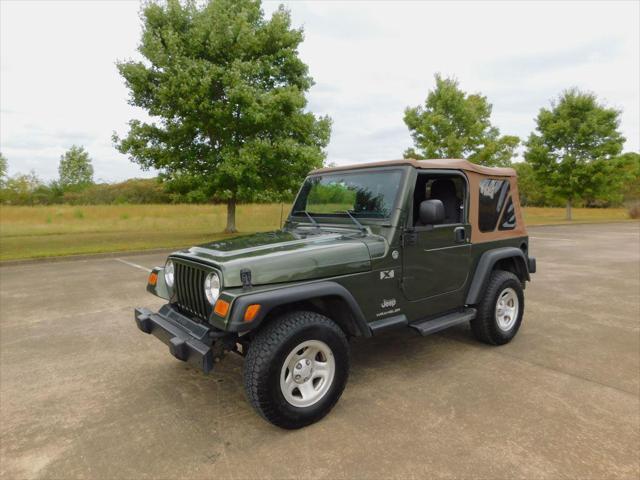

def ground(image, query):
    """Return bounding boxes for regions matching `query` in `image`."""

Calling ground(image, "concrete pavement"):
[1,223,638,479]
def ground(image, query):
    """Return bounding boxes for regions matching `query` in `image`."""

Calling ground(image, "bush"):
[62,178,171,205]
[627,201,640,219]
[0,172,51,205]
[0,176,173,206]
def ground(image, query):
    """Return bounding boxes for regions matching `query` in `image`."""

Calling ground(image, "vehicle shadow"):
[132,321,485,436]
[350,322,477,367]
[170,322,479,398]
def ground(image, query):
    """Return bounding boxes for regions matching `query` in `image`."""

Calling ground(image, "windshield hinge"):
[240,268,252,289]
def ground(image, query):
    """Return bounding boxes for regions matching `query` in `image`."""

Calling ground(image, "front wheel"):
[470,270,524,345]
[243,311,350,429]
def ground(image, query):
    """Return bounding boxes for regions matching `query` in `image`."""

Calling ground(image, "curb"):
[527,220,637,229]
[0,247,176,267]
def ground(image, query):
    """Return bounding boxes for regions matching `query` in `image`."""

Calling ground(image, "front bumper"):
[135,304,217,373]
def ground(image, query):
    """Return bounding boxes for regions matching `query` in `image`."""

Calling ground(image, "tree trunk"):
[225,198,237,233]
[565,198,573,221]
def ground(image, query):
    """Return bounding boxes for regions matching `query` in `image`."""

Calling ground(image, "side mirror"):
[419,199,445,225]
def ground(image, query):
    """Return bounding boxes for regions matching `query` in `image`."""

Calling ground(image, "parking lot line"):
[529,236,575,241]
[114,258,151,273]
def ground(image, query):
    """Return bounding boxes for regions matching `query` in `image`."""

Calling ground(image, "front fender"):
[147,266,170,300]
[225,281,371,337]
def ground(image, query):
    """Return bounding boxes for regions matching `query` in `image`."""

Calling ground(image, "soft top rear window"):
[478,179,510,232]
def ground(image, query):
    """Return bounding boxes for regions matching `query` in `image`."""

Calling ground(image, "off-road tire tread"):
[243,310,349,429]
[471,269,523,345]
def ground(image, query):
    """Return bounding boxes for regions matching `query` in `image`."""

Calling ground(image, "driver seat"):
[429,179,461,224]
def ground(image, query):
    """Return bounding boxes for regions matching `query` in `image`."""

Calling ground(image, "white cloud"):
[1,0,147,180]
[1,0,638,181]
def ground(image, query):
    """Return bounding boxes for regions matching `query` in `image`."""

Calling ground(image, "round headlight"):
[204,272,221,305]
[164,259,175,287]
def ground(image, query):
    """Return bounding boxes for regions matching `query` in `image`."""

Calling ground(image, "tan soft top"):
[312,158,516,177]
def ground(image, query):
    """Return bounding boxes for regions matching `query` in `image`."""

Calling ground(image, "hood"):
[172,229,385,287]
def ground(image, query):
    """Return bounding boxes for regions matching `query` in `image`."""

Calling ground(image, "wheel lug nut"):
[296,363,301,369]
[306,360,310,365]
[295,375,301,381]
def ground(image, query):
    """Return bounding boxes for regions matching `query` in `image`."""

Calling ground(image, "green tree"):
[403,74,519,167]
[114,0,331,233]
[58,145,94,188]
[614,152,640,201]
[525,89,625,220]
[596,152,640,206]
[580,153,638,207]
[0,152,7,188]
[512,162,559,207]
[0,171,42,205]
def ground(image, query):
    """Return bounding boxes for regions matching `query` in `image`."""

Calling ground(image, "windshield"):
[292,170,403,219]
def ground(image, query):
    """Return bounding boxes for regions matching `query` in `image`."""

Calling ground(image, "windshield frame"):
[288,166,408,226]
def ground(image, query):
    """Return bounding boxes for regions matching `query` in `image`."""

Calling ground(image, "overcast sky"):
[1,0,638,182]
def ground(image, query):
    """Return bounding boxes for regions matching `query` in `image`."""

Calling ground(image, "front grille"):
[173,261,211,321]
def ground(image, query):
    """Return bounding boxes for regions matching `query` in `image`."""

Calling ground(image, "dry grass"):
[0,204,289,261]
[0,204,634,261]
[522,207,632,225]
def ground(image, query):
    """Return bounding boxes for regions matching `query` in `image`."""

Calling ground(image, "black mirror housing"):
[419,199,445,225]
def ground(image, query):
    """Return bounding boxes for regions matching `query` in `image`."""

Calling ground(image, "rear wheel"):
[470,270,524,345]
[243,311,350,429]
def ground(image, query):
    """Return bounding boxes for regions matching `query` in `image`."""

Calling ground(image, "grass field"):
[522,207,633,225]
[0,204,634,261]
[0,204,287,261]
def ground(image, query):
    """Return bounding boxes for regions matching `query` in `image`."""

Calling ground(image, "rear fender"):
[466,247,531,305]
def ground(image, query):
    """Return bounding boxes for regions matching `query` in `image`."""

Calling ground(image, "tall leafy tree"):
[525,89,625,220]
[114,0,331,233]
[58,145,94,188]
[403,74,519,167]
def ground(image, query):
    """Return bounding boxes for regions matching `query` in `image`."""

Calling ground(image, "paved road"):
[1,223,639,479]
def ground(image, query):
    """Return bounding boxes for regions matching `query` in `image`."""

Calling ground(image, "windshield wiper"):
[342,210,367,233]
[293,210,321,231]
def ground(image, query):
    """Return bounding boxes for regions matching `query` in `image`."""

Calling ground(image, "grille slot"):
[174,261,211,321]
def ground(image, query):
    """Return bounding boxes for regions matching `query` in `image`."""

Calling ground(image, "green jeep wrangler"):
[135,159,536,429]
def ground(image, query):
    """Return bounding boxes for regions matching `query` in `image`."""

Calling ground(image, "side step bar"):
[369,314,408,335]
[408,308,476,337]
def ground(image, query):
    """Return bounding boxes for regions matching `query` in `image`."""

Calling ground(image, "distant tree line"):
[0,147,293,206]
[2,141,637,215]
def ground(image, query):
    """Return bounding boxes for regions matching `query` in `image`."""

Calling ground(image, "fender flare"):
[465,247,530,305]
[227,281,372,337]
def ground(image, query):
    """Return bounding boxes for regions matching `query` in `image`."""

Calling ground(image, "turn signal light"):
[148,272,158,286]
[244,304,261,322]
[214,299,230,317]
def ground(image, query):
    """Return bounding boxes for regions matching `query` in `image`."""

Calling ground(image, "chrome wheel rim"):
[495,287,519,331]
[280,340,335,408]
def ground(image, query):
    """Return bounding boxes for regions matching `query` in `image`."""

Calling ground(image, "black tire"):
[243,310,350,429]
[470,269,524,345]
